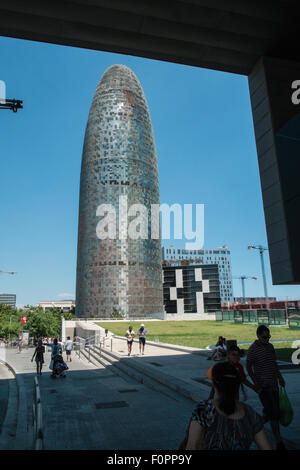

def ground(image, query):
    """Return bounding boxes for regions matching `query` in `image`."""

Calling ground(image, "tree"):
[26,310,61,339]
[0,305,22,339]
[111,307,125,319]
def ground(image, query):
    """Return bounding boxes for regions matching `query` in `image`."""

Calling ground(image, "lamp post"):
[9,315,16,346]
[248,245,269,309]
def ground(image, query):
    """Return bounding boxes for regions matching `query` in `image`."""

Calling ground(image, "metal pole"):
[259,248,269,309]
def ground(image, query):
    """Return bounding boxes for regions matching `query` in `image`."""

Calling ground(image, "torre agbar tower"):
[76,65,163,318]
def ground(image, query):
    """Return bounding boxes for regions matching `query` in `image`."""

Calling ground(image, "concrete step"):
[86,345,208,404]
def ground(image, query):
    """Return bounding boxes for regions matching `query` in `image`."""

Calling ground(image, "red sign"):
[21,316,27,324]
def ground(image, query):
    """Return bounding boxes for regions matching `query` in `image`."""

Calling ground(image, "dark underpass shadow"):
[11,355,197,450]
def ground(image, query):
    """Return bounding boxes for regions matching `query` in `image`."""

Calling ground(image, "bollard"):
[111,337,113,352]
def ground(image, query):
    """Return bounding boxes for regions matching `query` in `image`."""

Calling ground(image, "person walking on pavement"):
[138,324,148,355]
[17,337,23,353]
[49,338,62,376]
[125,326,135,356]
[246,325,286,450]
[183,362,272,450]
[31,339,45,376]
[65,336,73,362]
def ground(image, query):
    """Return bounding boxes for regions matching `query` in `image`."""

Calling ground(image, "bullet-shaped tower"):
[76,65,163,318]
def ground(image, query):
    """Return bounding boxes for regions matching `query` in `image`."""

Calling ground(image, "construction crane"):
[248,244,269,308]
[0,98,23,112]
[233,275,257,303]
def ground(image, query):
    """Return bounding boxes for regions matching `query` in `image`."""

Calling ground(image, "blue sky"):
[1,36,300,306]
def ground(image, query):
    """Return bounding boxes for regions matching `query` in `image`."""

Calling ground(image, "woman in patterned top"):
[184,362,273,450]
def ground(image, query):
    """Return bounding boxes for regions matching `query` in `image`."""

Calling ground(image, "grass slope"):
[97,321,300,362]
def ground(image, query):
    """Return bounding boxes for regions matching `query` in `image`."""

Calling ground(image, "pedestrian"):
[31,339,45,376]
[125,326,135,356]
[207,336,227,361]
[65,336,73,362]
[246,325,286,450]
[17,337,23,353]
[49,338,62,376]
[58,337,64,352]
[181,362,272,450]
[206,345,259,400]
[137,324,148,355]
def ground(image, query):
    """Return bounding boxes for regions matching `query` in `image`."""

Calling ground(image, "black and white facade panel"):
[163,264,221,314]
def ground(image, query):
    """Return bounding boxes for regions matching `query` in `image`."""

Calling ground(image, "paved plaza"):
[0,337,299,451]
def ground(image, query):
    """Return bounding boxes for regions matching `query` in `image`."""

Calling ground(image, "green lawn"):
[239,342,297,362]
[96,320,300,359]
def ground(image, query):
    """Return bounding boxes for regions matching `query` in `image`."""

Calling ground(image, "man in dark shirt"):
[246,325,286,450]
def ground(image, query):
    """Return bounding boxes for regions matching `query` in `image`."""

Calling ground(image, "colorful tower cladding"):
[76,65,163,318]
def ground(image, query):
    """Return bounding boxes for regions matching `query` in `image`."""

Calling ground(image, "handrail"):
[33,376,43,450]
[75,333,112,362]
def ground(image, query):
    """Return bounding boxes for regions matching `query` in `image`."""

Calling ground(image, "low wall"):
[64,320,109,341]
[164,313,217,321]
[146,312,217,321]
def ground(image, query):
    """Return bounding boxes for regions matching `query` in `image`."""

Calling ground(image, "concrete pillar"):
[249,57,300,284]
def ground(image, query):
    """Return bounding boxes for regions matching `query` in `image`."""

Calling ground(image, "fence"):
[288,310,300,329]
[216,309,289,326]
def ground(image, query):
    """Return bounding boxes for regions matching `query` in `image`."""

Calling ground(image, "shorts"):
[35,356,44,364]
[127,340,133,345]
[259,385,280,421]
[139,337,146,346]
[66,350,71,355]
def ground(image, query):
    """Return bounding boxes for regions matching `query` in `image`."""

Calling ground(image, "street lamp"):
[248,245,269,309]
[8,315,17,346]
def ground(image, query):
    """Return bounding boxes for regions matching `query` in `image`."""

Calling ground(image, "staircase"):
[77,341,207,404]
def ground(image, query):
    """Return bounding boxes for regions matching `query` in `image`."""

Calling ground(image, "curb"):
[0,356,32,449]
[0,358,18,449]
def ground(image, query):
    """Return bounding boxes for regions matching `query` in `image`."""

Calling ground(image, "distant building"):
[162,245,233,304]
[234,297,277,303]
[38,300,75,313]
[225,299,300,310]
[163,264,221,314]
[0,293,16,309]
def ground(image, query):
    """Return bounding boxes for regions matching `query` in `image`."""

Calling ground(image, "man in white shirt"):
[125,326,135,356]
[65,336,73,362]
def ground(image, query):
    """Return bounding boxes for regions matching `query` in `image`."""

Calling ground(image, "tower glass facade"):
[76,65,163,318]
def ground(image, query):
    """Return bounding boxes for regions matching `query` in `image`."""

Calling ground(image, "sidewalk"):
[1,339,299,450]
[86,335,300,450]
[1,345,195,450]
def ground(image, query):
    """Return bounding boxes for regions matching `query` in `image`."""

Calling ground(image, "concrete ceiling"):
[1,0,300,75]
